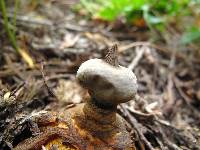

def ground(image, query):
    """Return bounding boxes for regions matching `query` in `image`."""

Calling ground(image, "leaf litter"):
[0,1,200,149]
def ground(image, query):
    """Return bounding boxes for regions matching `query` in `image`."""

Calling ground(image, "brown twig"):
[174,77,200,119]
[39,61,59,101]
[10,81,25,97]
[128,46,146,70]
[120,104,155,150]
[119,42,189,62]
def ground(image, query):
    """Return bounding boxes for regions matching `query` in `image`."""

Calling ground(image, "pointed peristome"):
[104,44,119,66]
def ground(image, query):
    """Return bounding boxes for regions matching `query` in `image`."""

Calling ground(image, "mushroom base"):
[14,103,136,150]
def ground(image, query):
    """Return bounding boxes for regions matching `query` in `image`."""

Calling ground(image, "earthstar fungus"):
[77,44,137,106]
[14,44,138,150]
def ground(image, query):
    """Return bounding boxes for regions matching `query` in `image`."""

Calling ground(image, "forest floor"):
[0,1,200,150]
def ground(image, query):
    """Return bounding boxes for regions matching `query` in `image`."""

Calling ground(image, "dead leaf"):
[18,48,35,68]
[54,79,86,104]
[59,33,79,49]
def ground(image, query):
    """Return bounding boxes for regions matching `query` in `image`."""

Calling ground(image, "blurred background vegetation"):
[1,0,200,46]
[76,0,200,46]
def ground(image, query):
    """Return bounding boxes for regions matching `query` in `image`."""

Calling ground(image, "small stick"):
[128,46,146,70]
[10,81,25,97]
[39,61,59,101]
[121,104,155,150]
